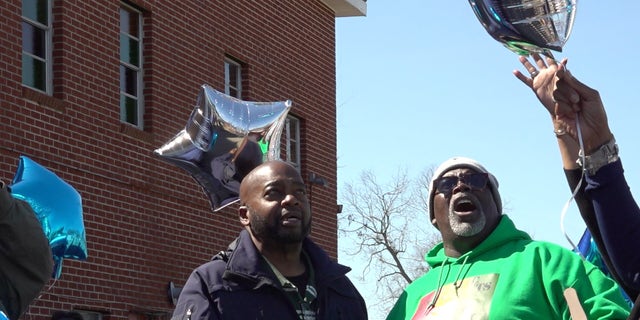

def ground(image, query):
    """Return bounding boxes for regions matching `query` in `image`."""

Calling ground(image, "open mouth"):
[281,213,302,226]
[453,199,477,215]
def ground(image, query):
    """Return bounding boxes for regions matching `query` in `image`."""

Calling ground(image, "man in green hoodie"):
[386,157,630,320]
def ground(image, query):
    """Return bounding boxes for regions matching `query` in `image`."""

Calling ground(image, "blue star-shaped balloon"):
[575,228,632,304]
[154,85,292,211]
[576,229,606,272]
[10,156,87,279]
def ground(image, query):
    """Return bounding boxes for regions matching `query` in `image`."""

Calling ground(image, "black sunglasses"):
[433,172,489,196]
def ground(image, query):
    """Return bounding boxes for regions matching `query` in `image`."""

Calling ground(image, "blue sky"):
[335,1,640,318]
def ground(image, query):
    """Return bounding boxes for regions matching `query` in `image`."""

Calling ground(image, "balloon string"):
[544,54,586,256]
[560,113,586,259]
[24,278,58,319]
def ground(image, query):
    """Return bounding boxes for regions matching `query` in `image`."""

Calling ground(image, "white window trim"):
[224,58,242,99]
[285,115,301,169]
[22,0,53,94]
[120,3,144,128]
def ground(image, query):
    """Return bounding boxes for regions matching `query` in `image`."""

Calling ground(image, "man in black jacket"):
[172,160,367,320]
[0,181,53,320]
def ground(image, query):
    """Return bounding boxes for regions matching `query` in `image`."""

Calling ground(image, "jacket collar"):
[224,229,351,287]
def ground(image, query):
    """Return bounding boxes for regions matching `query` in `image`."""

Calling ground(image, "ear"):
[238,205,250,226]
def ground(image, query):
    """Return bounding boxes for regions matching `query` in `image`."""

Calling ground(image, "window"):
[120,3,143,127]
[224,58,242,98]
[284,115,301,169]
[74,310,103,320]
[22,0,52,93]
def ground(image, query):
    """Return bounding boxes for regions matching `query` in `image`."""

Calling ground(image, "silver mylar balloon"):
[154,85,292,211]
[468,0,577,56]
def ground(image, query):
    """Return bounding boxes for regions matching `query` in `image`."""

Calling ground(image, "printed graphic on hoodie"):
[410,273,499,320]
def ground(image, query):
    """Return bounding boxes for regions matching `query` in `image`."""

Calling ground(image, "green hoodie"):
[387,215,630,319]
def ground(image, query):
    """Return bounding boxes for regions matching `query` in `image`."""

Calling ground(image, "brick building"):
[2,0,365,319]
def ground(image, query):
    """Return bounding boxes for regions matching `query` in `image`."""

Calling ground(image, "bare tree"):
[339,166,441,316]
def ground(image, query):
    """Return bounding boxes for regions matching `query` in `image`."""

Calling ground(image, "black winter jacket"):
[0,182,53,320]
[171,230,368,320]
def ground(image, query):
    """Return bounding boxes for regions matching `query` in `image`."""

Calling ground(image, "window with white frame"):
[22,0,52,93]
[284,115,301,169]
[120,3,143,127]
[224,58,242,98]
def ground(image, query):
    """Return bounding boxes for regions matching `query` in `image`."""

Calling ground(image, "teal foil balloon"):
[576,229,632,305]
[10,156,87,278]
[576,229,606,271]
[468,0,578,56]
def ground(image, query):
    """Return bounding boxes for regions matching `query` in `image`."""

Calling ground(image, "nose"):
[282,193,301,206]
[452,179,471,194]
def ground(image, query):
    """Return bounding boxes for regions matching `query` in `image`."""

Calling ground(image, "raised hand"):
[513,53,567,117]
[554,65,613,154]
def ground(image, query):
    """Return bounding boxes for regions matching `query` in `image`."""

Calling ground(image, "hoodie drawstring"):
[426,259,448,311]
[426,255,471,313]
[453,255,470,289]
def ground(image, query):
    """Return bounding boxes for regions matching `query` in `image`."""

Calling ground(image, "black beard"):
[249,213,311,244]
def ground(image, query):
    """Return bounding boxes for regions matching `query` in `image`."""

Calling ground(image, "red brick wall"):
[1,0,339,318]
